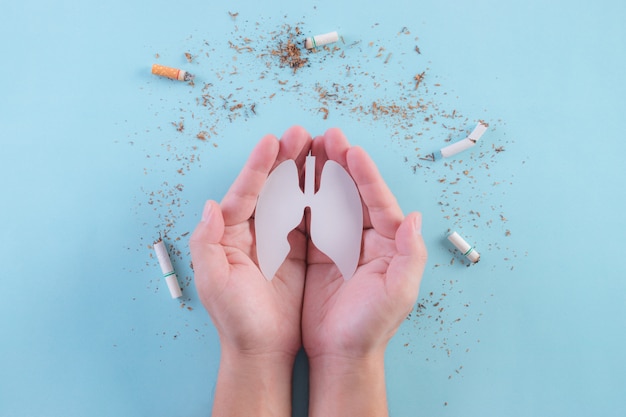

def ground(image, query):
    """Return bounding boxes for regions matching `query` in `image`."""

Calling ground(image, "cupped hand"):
[189,126,311,359]
[302,128,428,360]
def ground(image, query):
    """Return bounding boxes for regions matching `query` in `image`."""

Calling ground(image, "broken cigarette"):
[304,31,339,49]
[151,64,195,81]
[153,239,183,298]
[429,122,488,161]
[447,231,480,263]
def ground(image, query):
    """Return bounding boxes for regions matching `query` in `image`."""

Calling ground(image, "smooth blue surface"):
[1,1,625,416]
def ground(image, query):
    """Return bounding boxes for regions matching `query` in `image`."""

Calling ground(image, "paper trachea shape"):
[255,154,363,280]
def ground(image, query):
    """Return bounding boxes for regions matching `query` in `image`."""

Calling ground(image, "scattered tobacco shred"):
[272,38,308,72]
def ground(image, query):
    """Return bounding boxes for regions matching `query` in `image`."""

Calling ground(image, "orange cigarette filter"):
[151,64,194,81]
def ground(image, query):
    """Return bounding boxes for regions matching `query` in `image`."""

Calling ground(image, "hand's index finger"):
[221,134,280,226]
[275,125,312,169]
[346,146,404,239]
[220,126,312,226]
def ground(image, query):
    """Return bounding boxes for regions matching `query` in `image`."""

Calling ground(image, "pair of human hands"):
[189,126,427,411]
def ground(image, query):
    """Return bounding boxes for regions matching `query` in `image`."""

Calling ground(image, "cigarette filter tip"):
[447,231,480,263]
[151,64,193,82]
[165,274,183,298]
[305,31,339,49]
[154,239,183,298]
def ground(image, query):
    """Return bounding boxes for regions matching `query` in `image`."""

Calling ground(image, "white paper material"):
[439,122,488,159]
[255,154,363,280]
[468,122,488,141]
[440,138,476,158]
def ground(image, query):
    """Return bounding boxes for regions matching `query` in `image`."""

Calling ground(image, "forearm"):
[212,348,295,417]
[308,351,388,417]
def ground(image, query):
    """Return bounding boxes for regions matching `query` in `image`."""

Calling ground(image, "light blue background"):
[1,0,625,416]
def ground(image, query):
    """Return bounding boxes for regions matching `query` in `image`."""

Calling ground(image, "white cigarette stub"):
[436,122,488,160]
[305,31,339,49]
[154,240,183,298]
[448,231,480,263]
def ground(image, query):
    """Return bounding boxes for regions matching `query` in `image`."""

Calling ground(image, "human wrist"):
[212,347,296,417]
[220,345,297,375]
[308,351,388,417]
[307,348,386,371]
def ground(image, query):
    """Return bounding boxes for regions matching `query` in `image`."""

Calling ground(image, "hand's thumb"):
[386,212,428,307]
[189,200,228,290]
[396,212,427,264]
[190,200,224,247]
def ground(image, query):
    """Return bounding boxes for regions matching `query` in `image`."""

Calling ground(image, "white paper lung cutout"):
[255,154,363,280]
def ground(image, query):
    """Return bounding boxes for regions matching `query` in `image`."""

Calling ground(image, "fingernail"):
[414,213,422,235]
[201,201,212,222]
